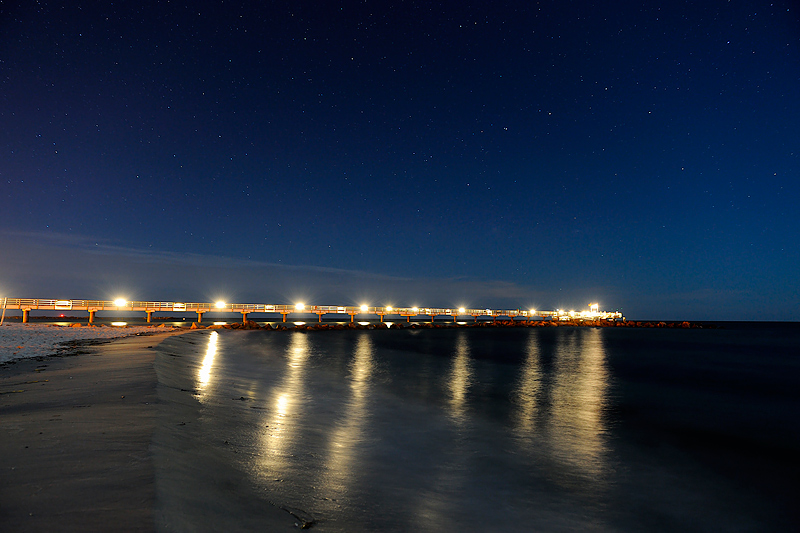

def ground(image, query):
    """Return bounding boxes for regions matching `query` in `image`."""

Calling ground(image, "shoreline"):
[0,330,182,531]
[197,318,713,332]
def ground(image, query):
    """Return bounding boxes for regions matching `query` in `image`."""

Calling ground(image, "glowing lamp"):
[386,306,393,312]
[113,298,127,307]
[215,301,226,309]
[412,307,419,312]
[458,307,465,313]
[360,304,369,312]
[295,302,305,311]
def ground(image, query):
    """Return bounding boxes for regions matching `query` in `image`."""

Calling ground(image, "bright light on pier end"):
[386,306,393,312]
[295,302,305,311]
[458,307,466,313]
[215,301,226,309]
[360,304,369,312]
[113,298,127,307]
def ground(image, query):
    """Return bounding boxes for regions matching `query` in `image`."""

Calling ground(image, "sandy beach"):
[0,331,172,530]
[0,327,297,532]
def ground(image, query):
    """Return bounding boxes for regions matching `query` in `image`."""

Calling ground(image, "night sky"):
[2,1,798,321]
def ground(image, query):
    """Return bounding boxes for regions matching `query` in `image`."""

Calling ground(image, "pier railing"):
[0,297,623,324]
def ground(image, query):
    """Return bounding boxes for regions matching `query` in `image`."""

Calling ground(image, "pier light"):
[295,302,305,311]
[412,307,419,313]
[530,309,536,315]
[386,306,393,312]
[113,298,127,307]
[215,301,226,309]
[360,304,369,312]
[458,307,466,314]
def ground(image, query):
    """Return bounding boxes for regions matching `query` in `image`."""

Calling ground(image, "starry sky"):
[1,1,798,321]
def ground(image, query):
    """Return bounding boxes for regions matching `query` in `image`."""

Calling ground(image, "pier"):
[0,298,623,324]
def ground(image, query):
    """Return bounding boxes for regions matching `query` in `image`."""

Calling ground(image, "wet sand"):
[0,330,296,532]
[0,333,171,530]
[151,332,297,531]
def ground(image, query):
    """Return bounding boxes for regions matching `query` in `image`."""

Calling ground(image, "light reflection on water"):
[322,334,374,497]
[447,332,473,424]
[546,328,610,484]
[196,331,218,400]
[413,330,475,529]
[171,325,798,530]
[211,328,614,529]
[259,332,311,480]
[512,330,543,440]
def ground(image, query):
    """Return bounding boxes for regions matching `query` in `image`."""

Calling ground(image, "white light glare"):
[295,302,305,311]
[215,301,226,309]
[458,307,466,313]
[113,298,127,307]
[360,304,369,312]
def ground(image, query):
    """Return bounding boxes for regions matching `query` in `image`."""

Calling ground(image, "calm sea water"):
[156,324,800,531]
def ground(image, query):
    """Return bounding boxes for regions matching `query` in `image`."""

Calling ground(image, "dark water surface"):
[155,324,800,531]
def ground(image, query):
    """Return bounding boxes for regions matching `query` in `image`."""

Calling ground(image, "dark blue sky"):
[2,1,798,320]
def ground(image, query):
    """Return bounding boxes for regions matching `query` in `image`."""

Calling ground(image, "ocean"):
[152,323,800,531]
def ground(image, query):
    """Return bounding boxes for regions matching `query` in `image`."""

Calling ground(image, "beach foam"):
[0,323,179,363]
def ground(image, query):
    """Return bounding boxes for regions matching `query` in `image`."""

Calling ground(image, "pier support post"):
[89,310,96,324]
[453,316,456,323]
[23,309,30,323]
[407,316,410,322]
[379,314,384,323]
[281,313,288,323]
[349,314,355,323]
[317,313,323,323]
[146,311,153,323]
[197,312,203,323]
[242,312,248,324]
